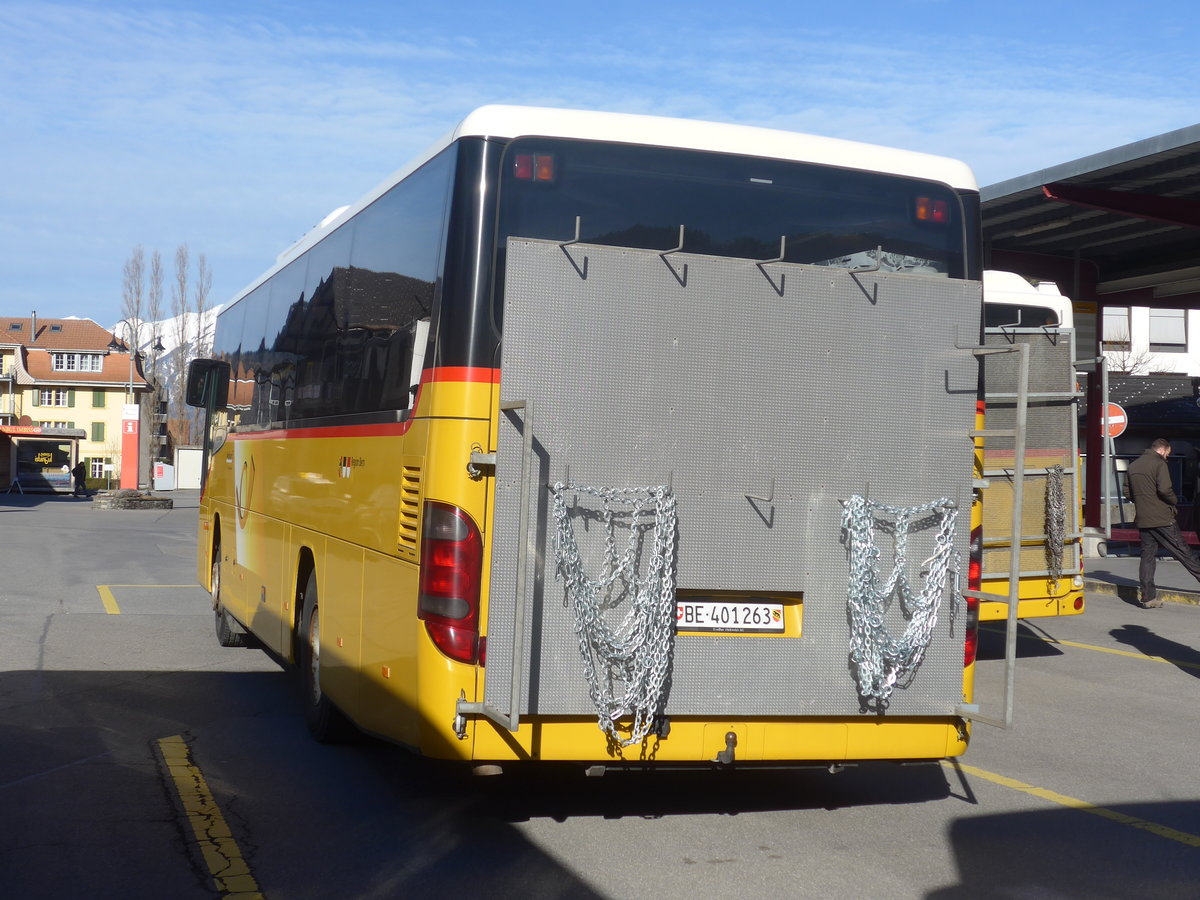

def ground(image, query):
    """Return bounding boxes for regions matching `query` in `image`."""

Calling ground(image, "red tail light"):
[915,196,950,223]
[513,152,555,182]
[418,502,482,664]
[965,524,982,666]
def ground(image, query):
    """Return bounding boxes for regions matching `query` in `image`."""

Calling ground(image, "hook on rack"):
[755,236,787,297]
[659,225,688,287]
[559,216,588,279]
[848,246,884,305]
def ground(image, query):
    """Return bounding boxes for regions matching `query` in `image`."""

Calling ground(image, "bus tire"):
[299,570,353,743]
[212,553,247,648]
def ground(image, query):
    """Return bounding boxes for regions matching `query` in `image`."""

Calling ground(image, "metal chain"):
[549,481,677,747]
[841,495,960,711]
[1044,465,1065,590]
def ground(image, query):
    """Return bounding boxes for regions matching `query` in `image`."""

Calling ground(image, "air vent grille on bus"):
[397,464,422,561]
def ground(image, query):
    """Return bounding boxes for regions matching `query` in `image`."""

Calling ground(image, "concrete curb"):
[1084,578,1200,607]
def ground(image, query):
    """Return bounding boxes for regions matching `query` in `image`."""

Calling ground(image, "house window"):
[1101,306,1131,350]
[37,420,73,429]
[92,390,106,408]
[39,389,71,407]
[89,457,110,479]
[51,353,103,372]
[91,422,105,442]
[1149,308,1187,353]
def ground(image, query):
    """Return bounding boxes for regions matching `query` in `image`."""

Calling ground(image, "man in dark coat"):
[71,460,87,497]
[1124,438,1200,607]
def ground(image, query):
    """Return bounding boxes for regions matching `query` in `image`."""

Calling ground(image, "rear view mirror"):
[185,358,231,409]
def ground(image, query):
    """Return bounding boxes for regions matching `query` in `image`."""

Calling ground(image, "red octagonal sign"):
[1103,402,1128,438]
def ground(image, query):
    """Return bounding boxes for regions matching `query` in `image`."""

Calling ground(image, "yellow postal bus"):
[189,106,989,770]
[979,271,1085,622]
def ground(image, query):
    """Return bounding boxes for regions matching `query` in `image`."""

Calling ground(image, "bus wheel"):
[300,570,353,743]
[212,553,246,648]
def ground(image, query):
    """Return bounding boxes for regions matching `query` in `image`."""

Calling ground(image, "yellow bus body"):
[197,371,976,764]
[194,107,985,768]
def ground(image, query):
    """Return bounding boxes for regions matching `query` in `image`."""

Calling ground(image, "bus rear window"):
[495,138,969,316]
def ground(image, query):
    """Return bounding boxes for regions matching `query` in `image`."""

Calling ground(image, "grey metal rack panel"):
[485,239,981,719]
[981,327,1082,579]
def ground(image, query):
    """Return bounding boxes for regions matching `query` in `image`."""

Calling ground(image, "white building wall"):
[1103,306,1200,376]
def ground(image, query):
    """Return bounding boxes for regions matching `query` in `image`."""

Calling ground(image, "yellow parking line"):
[96,585,201,616]
[1050,637,1200,670]
[947,761,1200,848]
[157,735,264,899]
[97,585,121,615]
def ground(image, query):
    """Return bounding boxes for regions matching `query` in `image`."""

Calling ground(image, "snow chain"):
[549,481,677,747]
[1045,464,1065,590]
[841,495,960,711]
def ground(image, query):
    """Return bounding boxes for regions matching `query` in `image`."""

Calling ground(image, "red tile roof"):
[1,316,117,351]
[1,316,148,389]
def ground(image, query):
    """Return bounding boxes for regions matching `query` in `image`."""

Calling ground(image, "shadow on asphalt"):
[929,801,1200,898]
[976,623,1065,660]
[1109,623,1200,681]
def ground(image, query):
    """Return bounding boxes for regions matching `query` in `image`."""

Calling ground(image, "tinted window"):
[494,139,969,326]
[214,146,455,427]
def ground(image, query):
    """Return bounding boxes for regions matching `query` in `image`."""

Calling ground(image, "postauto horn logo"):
[339,456,366,479]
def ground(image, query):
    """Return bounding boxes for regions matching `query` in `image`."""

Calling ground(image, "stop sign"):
[1103,402,1127,438]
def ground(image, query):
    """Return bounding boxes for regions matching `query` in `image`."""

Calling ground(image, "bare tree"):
[170,243,191,445]
[147,250,164,373]
[187,253,214,441]
[120,245,146,354]
[145,250,166,460]
[193,253,213,357]
[1104,329,1160,375]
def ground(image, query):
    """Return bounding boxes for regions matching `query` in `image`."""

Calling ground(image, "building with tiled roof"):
[0,314,153,490]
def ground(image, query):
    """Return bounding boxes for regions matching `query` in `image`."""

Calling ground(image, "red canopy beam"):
[1043,183,1200,229]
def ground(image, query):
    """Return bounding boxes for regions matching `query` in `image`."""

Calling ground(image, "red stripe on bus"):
[428,367,501,383]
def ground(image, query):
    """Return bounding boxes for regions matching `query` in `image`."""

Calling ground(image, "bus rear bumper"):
[457,716,969,765]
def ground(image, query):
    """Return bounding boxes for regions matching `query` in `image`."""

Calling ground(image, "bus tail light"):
[418,502,482,664]
[965,524,982,667]
[915,196,950,223]
[513,153,555,182]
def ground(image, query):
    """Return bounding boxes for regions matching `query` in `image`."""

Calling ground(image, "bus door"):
[477,238,981,748]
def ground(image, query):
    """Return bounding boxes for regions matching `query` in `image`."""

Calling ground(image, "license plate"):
[676,598,785,634]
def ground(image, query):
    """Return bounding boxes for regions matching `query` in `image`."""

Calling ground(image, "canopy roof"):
[981,124,1200,304]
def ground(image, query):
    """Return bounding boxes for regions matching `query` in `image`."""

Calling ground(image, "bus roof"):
[448,106,979,189]
[983,269,1074,328]
[259,105,978,301]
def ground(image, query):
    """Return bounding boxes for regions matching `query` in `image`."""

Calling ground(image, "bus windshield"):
[495,137,969,322]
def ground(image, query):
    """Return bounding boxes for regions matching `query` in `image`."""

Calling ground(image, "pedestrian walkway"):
[1085,549,1200,607]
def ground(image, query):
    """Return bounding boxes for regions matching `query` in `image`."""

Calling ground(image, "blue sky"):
[2,0,1198,328]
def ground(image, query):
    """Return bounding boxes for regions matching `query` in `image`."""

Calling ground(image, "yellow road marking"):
[1050,637,1200,670]
[157,735,264,899]
[947,761,1200,848]
[96,585,202,616]
[982,625,1200,671]
[97,585,120,615]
